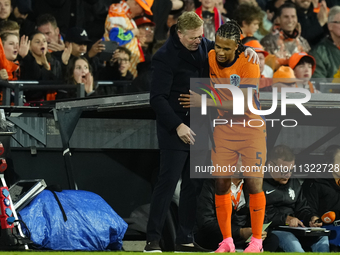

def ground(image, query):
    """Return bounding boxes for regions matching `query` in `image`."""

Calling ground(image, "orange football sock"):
[215,193,232,239]
[249,192,266,240]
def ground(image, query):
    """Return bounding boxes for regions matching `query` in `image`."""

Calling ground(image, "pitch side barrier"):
[0,80,132,106]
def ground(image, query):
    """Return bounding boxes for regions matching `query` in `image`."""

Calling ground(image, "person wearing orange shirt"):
[180,20,266,253]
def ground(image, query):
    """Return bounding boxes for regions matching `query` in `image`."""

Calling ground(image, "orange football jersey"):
[208,50,266,140]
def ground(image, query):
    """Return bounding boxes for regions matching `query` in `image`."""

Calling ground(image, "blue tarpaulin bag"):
[324,225,340,246]
[19,190,127,251]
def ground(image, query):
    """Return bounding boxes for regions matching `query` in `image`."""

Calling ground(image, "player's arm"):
[179,88,255,114]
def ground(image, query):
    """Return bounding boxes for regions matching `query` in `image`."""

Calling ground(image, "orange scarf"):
[0,38,19,81]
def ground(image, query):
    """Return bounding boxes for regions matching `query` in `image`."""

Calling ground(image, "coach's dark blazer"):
[150,25,215,151]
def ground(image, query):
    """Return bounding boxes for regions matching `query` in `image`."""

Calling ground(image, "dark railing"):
[0,80,133,106]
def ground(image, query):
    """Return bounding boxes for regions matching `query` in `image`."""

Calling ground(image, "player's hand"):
[244,47,259,64]
[286,216,305,227]
[176,123,196,145]
[262,231,267,240]
[179,90,201,108]
[309,216,323,227]
[240,228,252,240]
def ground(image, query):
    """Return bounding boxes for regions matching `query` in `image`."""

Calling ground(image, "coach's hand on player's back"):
[179,90,201,108]
[244,47,260,64]
[176,123,196,145]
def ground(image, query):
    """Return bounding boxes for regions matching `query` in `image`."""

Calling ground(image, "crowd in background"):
[0,0,339,103]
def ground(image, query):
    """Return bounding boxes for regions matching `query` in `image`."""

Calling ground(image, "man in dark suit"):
[145,11,258,252]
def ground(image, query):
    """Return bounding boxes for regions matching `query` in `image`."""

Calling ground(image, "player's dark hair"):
[324,145,340,165]
[216,20,246,55]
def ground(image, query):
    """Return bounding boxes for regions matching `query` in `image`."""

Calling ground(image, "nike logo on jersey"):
[265,190,275,194]
[253,208,263,212]
[211,73,216,76]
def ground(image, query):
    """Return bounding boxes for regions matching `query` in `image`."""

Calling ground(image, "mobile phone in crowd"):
[99,41,119,62]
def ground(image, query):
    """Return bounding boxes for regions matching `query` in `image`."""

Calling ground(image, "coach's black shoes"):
[175,242,212,252]
[143,241,162,253]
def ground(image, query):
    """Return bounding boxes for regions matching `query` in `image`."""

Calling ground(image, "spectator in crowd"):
[99,47,133,95]
[195,0,223,41]
[302,145,340,251]
[57,56,100,99]
[264,145,329,252]
[0,0,11,21]
[20,32,62,102]
[135,16,155,75]
[265,0,286,22]
[184,0,195,11]
[0,32,24,81]
[268,66,302,92]
[215,0,227,23]
[167,11,182,37]
[295,0,328,47]
[152,0,184,41]
[289,52,319,93]
[36,14,65,53]
[195,158,279,252]
[63,27,104,79]
[303,144,340,224]
[261,2,310,68]
[0,19,19,36]
[100,47,133,81]
[311,6,340,79]
[129,39,166,93]
[234,3,263,40]
[104,0,154,78]
[9,0,35,37]
[31,0,99,35]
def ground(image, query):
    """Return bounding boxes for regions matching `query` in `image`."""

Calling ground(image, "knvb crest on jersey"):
[230,74,240,87]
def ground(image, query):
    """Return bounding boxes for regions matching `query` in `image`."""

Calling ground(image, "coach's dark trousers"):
[146,149,198,244]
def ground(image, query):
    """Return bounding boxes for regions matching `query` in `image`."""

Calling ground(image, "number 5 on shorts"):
[255,152,262,167]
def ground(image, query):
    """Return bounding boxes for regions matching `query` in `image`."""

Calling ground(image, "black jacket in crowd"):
[296,4,327,47]
[263,177,316,228]
[150,25,214,150]
[302,176,340,221]
[20,52,62,102]
[31,0,99,35]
